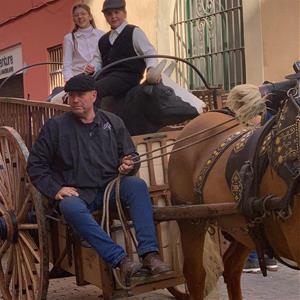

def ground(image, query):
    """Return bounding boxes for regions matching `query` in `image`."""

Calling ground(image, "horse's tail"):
[226,84,267,124]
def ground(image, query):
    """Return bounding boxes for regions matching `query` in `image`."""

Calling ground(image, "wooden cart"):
[0,98,190,300]
[0,97,229,300]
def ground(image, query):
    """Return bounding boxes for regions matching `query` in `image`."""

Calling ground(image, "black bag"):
[120,82,199,135]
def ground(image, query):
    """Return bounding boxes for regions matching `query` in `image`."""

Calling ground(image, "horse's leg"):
[223,240,250,300]
[178,220,207,300]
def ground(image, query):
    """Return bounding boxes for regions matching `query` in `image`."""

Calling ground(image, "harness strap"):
[194,128,250,203]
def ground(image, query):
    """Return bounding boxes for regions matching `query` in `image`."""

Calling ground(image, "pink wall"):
[0,0,79,100]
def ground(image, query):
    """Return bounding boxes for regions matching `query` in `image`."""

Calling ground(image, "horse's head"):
[226,76,300,267]
[265,93,300,267]
[229,76,300,186]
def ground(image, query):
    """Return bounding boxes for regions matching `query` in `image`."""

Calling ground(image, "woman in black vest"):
[87,0,158,107]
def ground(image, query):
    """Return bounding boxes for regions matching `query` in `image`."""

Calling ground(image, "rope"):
[101,175,139,290]
[135,121,240,165]
[98,116,241,289]
[137,117,238,161]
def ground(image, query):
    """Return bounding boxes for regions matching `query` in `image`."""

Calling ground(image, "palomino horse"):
[168,79,300,299]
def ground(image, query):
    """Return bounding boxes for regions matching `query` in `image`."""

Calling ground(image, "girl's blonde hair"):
[71,4,97,50]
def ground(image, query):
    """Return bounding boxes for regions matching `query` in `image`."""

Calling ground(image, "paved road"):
[46,264,300,299]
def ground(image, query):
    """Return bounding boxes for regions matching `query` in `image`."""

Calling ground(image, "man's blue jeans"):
[59,176,159,267]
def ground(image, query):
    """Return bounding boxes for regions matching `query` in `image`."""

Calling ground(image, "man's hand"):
[118,155,134,175]
[55,187,79,200]
[84,64,95,75]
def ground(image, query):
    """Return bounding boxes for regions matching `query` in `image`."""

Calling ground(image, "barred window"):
[48,45,64,92]
[172,0,245,91]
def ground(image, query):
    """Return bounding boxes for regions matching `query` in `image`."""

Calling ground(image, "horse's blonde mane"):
[226,84,267,124]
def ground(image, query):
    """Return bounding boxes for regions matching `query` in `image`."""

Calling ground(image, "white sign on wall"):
[0,44,23,80]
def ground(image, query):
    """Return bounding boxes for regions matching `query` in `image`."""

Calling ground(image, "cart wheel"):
[0,127,49,300]
[167,285,189,300]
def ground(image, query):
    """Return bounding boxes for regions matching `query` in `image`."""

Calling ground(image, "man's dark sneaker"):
[265,257,278,271]
[118,256,142,286]
[243,260,261,273]
[142,252,172,276]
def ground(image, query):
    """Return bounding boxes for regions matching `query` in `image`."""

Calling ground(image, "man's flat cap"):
[64,74,96,92]
[102,0,126,12]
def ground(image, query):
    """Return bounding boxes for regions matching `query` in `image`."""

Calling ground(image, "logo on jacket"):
[103,122,112,130]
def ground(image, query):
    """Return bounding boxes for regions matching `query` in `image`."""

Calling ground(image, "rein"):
[134,117,239,165]
[101,116,240,288]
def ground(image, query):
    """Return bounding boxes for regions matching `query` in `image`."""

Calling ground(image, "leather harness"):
[195,96,300,274]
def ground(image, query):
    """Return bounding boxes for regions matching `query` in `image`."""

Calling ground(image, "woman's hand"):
[84,64,95,75]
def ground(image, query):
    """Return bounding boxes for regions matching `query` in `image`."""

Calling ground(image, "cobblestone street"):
[45,264,300,300]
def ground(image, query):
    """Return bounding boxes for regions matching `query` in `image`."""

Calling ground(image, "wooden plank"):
[153,202,238,221]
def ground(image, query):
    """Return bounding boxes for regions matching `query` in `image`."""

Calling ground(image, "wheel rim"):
[0,126,49,300]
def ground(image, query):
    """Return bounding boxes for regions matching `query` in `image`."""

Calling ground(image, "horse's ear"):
[163,62,176,77]
[146,59,167,84]
[226,84,267,124]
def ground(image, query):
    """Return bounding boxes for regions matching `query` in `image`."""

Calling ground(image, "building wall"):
[1,0,299,100]
[0,0,76,100]
[155,0,300,86]
[89,0,159,48]
[243,0,264,85]
[243,0,300,85]
[261,0,300,82]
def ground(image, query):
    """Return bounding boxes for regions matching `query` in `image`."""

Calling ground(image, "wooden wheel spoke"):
[0,261,12,300]
[19,232,41,263]
[16,244,34,300]
[15,245,24,300]
[19,224,39,230]
[20,261,35,300]
[0,240,10,259]
[0,191,9,211]
[11,254,19,299]
[14,174,28,220]
[17,194,33,222]
[4,245,14,289]
[19,238,39,294]
[0,172,12,209]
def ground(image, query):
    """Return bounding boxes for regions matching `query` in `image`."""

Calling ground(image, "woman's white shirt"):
[63,26,104,82]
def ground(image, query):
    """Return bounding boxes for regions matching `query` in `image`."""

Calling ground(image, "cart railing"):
[0,97,70,148]
[0,90,227,149]
[191,88,227,110]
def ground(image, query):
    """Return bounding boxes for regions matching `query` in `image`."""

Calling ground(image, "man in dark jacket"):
[27,74,171,283]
